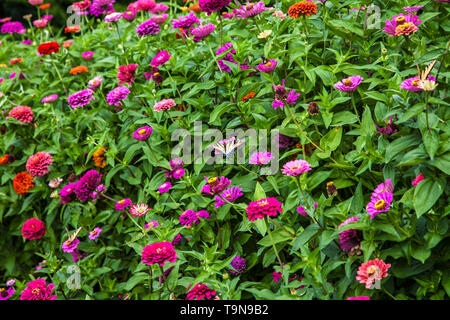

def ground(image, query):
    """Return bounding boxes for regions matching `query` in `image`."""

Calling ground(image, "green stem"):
[127,212,146,234]
[159,264,174,299]
[382,286,397,300]
[49,59,67,94]
[351,92,361,125]
[270,218,295,238]
[146,140,160,164]
[266,216,284,268]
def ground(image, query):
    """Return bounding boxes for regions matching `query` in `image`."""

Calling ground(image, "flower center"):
[119,200,125,204]
[343,78,353,86]
[367,265,379,275]
[67,188,71,192]
[91,230,97,235]
[66,240,72,245]
[138,129,146,134]
[208,177,217,184]
[265,62,272,67]
[31,288,41,294]
[411,79,420,87]
[258,200,268,206]
[327,181,334,187]
[395,16,406,24]
[374,199,386,210]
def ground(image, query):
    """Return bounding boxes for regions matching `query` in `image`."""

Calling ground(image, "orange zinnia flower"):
[188,4,201,13]
[92,146,107,168]
[288,1,318,18]
[39,3,51,10]
[0,154,8,165]
[63,40,74,48]
[65,25,81,33]
[13,172,35,195]
[69,65,88,75]
[241,91,256,102]
[9,57,22,64]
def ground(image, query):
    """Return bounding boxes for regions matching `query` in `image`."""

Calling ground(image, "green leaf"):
[422,129,439,160]
[413,179,445,217]
[254,218,267,237]
[124,272,149,291]
[253,182,267,201]
[291,224,321,252]
[320,127,342,152]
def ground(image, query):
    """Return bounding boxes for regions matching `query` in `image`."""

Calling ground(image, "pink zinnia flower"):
[401,75,436,92]
[282,159,312,176]
[383,13,421,37]
[68,89,95,109]
[150,14,168,24]
[82,51,94,60]
[199,0,231,15]
[371,179,394,202]
[338,217,363,252]
[62,237,80,253]
[173,168,185,179]
[334,75,363,92]
[105,12,122,22]
[0,287,15,300]
[272,10,286,20]
[201,176,231,195]
[151,50,171,68]
[106,86,130,106]
[129,203,150,217]
[186,283,216,300]
[132,125,152,141]
[158,181,172,193]
[356,258,391,289]
[33,19,48,29]
[117,64,138,86]
[20,279,56,300]
[29,0,44,5]
[141,241,177,266]
[246,197,283,221]
[233,2,267,19]
[122,10,137,21]
[26,152,53,177]
[137,0,156,11]
[153,98,176,111]
[297,205,309,217]
[257,59,277,73]
[366,191,393,219]
[145,220,159,229]
[403,6,424,12]
[75,170,102,202]
[172,12,200,29]
[115,198,132,210]
[249,152,273,165]
[8,105,34,123]
[412,174,425,187]
[41,94,58,103]
[272,271,282,283]
[88,227,102,240]
[191,23,216,41]
[22,218,46,240]
[214,186,243,208]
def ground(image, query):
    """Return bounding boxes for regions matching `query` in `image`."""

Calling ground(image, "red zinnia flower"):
[37,41,60,56]
[65,25,81,33]
[141,241,177,266]
[288,1,318,18]
[22,218,46,240]
[13,172,35,195]
[9,57,22,64]
[117,64,138,85]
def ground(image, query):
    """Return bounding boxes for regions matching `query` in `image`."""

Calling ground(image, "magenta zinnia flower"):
[191,23,216,41]
[129,203,150,217]
[8,105,34,123]
[117,64,138,85]
[173,168,185,179]
[412,174,425,187]
[145,220,159,229]
[1,22,26,34]
[41,94,58,103]
[150,50,171,68]
[334,75,363,92]
[297,205,309,217]
[199,0,231,15]
[115,198,132,210]
[186,283,216,300]
[22,218,46,240]
[246,197,283,221]
[75,170,102,202]
[356,258,391,289]
[142,241,177,266]
[88,227,102,240]
[257,59,277,73]
[282,159,312,176]
[60,183,77,204]
[401,75,436,92]
[68,89,95,109]
[366,191,393,219]
[20,279,56,300]
[0,287,14,300]
[371,179,394,202]
[26,152,53,177]
[249,152,273,165]
[216,42,238,72]
[62,237,80,253]
[106,86,130,106]
[153,98,176,111]
[214,186,243,208]
[122,10,137,21]
[132,125,152,141]
[136,18,160,36]
[347,296,370,300]
[233,2,267,19]
[172,12,200,29]
[201,176,231,195]
[383,13,421,37]
[338,217,363,252]
[158,181,172,193]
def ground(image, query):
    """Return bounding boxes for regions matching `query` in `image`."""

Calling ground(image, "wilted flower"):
[326,181,338,197]
[375,116,399,136]
[49,177,63,188]
[307,101,320,115]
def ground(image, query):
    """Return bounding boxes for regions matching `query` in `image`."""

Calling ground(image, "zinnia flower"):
[88,227,102,240]
[366,191,393,219]
[8,105,34,123]
[82,51,94,60]
[401,75,436,92]
[142,241,177,266]
[186,283,216,300]
[246,197,283,221]
[1,22,26,34]
[132,125,152,141]
[356,258,391,289]
[199,0,231,15]
[20,279,56,300]
[403,6,424,12]
[153,98,176,111]
[37,41,59,55]
[173,168,185,179]
[172,12,200,29]
[22,218,46,240]
[115,198,132,210]
[69,65,88,75]
[338,217,363,253]
[75,170,102,202]
[216,42,239,72]
[0,287,14,300]
[257,59,277,73]
[88,76,102,90]
[62,237,80,253]
[41,94,58,103]
[150,14,168,24]
[68,89,95,109]
[201,176,231,195]
[106,86,130,106]
[26,152,53,177]
[158,181,172,193]
[249,152,273,165]
[59,183,77,204]
[412,174,425,187]
[117,64,138,85]
[65,25,81,33]
[375,116,399,136]
[272,271,282,283]
[383,13,421,37]
[229,256,246,275]
[297,205,309,217]
[145,220,159,229]
[122,10,137,21]
[136,18,160,36]
[104,12,122,22]
[371,179,394,202]
[129,203,150,217]
[233,2,267,19]
[33,19,48,29]
[334,75,363,92]
[214,186,243,208]
[191,23,216,40]
[282,159,312,176]
[150,50,171,68]
[288,1,318,18]
[13,172,35,195]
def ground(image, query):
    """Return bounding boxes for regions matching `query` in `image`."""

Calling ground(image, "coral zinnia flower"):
[69,65,88,75]
[13,172,35,195]
[0,155,8,165]
[92,146,107,168]
[356,258,391,289]
[8,105,34,123]
[282,159,312,176]
[288,1,318,18]
[241,91,256,102]
[39,3,51,10]
[26,152,53,177]
[64,25,80,33]
[22,218,46,240]
[37,41,59,55]
[141,241,177,266]
[9,57,22,64]
[186,283,216,300]
[246,197,283,221]
[20,279,56,300]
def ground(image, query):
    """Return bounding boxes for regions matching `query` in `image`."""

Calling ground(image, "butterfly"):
[65,227,82,243]
[416,60,438,91]
[209,137,245,157]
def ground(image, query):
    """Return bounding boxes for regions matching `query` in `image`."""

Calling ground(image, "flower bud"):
[307,101,320,115]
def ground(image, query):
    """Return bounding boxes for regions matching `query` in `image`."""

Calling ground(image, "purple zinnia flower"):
[59,183,77,204]
[132,125,153,141]
[249,152,273,165]
[214,186,243,208]
[89,227,102,240]
[257,59,277,73]
[136,18,160,37]
[68,89,95,109]
[338,217,363,252]
[216,42,238,72]
[172,12,200,29]
[62,237,80,253]
[172,233,182,245]
[233,2,267,19]
[115,198,132,210]
[229,256,246,275]
[122,10,137,22]
[21,39,33,45]
[375,116,399,136]
[334,75,363,92]
[191,23,216,41]
[276,133,296,149]
[106,86,130,106]
[75,170,102,202]
[179,209,198,227]
[199,0,231,15]
[41,94,58,103]
[158,181,172,194]
[201,176,231,195]
[1,22,26,34]
[150,50,171,68]
[282,159,312,176]
[366,191,393,219]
